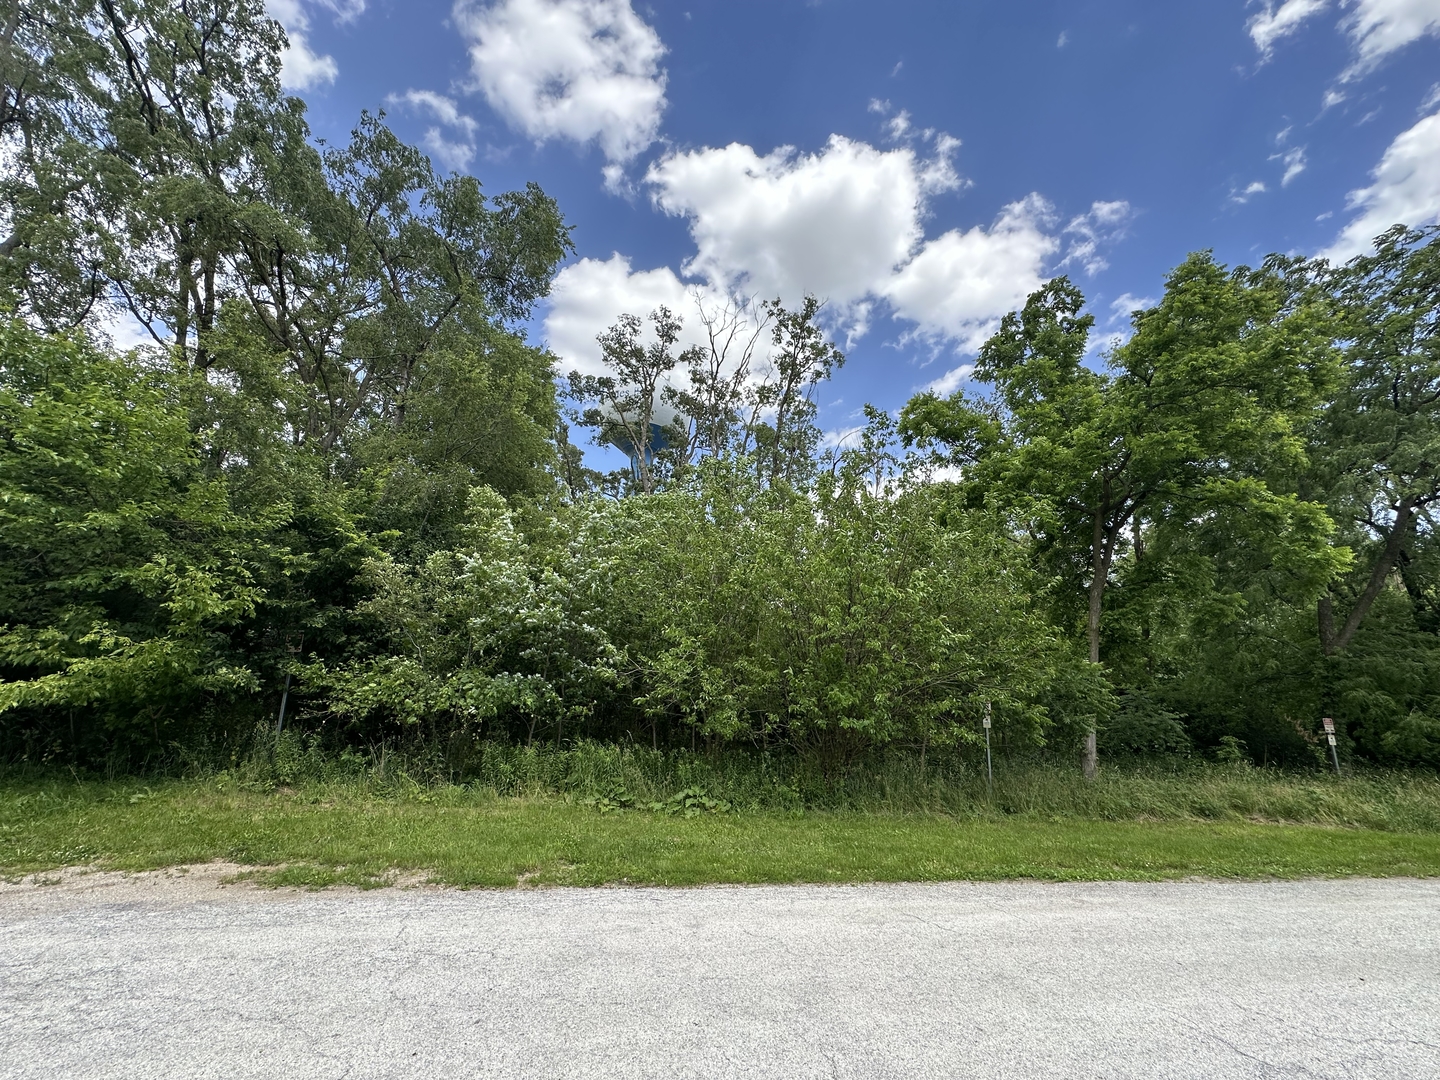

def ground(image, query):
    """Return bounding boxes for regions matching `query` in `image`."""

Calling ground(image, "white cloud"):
[1109,293,1155,321]
[455,0,666,164]
[97,310,161,353]
[820,424,867,451]
[1091,292,1155,355]
[882,195,1060,351]
[1322,108,1440,259]
[1342,0,1440,78]
[645,135,962,324]
[1248,0,1330,58]
[1247,1,1440,78]
[544,254,722,376]
[387,89,479,171]
[1278,145,1308,184]
[1232,180,1270,203]
[923,363,975,396]
[313,0,365,19]
[1061,200,1134,275]
[267,0,339,89]
[552,133,1132,370]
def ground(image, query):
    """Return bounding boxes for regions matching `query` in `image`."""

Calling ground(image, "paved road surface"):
[1,871,1437,1078]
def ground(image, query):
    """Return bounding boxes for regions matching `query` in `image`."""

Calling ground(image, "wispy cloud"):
[1322,107,1440,260]
[1060,200,1134,275]
[1247,0,1329,60]
[1246,0,1440,84]
[1231,180,1269,204]
[386,89,480,171]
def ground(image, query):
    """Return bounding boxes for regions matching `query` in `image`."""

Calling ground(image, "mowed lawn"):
[5,784,1440,888]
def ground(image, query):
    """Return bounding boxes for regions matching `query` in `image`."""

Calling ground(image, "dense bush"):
[2,1,1440,779]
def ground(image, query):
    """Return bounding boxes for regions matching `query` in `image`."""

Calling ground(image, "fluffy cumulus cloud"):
[386,90,479,171]
[267,0,338,89]
[544,255,725,376]
[1323,108,1440,259]
[1247,0,1440,77]
[545,129,1133,378]
[883,196,1059,352]
[645,136,961,318]
[266,1,365,90]
[455,0,666,164]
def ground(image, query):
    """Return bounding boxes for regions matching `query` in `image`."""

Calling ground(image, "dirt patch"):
[0,862,442,910]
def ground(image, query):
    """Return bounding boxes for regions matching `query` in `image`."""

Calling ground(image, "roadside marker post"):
[983,702,994,796]
[1323,717,1340,776]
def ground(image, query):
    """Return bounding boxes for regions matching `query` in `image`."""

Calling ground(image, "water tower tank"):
[600,399,684,476]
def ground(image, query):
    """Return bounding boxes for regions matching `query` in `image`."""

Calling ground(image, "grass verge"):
[4,778,1440,888]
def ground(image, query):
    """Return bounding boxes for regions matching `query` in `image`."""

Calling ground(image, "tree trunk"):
[1087,510,1106,665]
[1083,502,1118,781]
[1319,498,1416,656]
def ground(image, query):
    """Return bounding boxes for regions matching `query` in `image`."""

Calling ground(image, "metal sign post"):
[983,702,994,796]
[1322,717,1340,776]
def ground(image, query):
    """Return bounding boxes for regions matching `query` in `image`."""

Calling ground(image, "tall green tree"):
[236,113,570,454]
[1311,226,1440,657]
[1,0,293,352]
[901,260,1341,773]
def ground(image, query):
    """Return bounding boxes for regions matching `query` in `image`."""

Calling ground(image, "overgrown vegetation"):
[3,0,1440,798]
[7,757,1440,886]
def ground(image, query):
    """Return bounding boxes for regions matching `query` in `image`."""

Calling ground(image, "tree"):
[666,292,770,463]
[595,453,1095,761]
[747,296,845,487]
[569,306,688,496]
[0,319,266,760]
[0,0,297,355]
[570,295,845,496]
[235,113,571,453]
[1311,226,1440,657]
[901,260,1340,775]
[0,0,116,326]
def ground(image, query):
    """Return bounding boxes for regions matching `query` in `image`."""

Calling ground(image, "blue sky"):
[273,0,1440,450]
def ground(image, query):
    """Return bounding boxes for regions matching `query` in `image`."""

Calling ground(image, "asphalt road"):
[1,871,1437,1079]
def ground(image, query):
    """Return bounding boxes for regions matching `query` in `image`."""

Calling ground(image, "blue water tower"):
[602,401,682,479]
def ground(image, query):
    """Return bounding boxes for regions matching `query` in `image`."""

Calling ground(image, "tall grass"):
[178,733,1440,834]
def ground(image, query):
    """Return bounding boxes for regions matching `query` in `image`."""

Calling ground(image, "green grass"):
[5,772,1440,888]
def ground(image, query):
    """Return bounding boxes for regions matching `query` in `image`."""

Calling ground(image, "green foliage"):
[0,320,265,752]
[1101,693,1191,756]
[3,0,1440,788]
[301,487,620,741]
[604,458,1100,757]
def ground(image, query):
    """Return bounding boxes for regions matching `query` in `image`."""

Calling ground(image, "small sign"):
[1327,733,1338,747]
[982,716,991,729]
[1322,717,1335,734]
